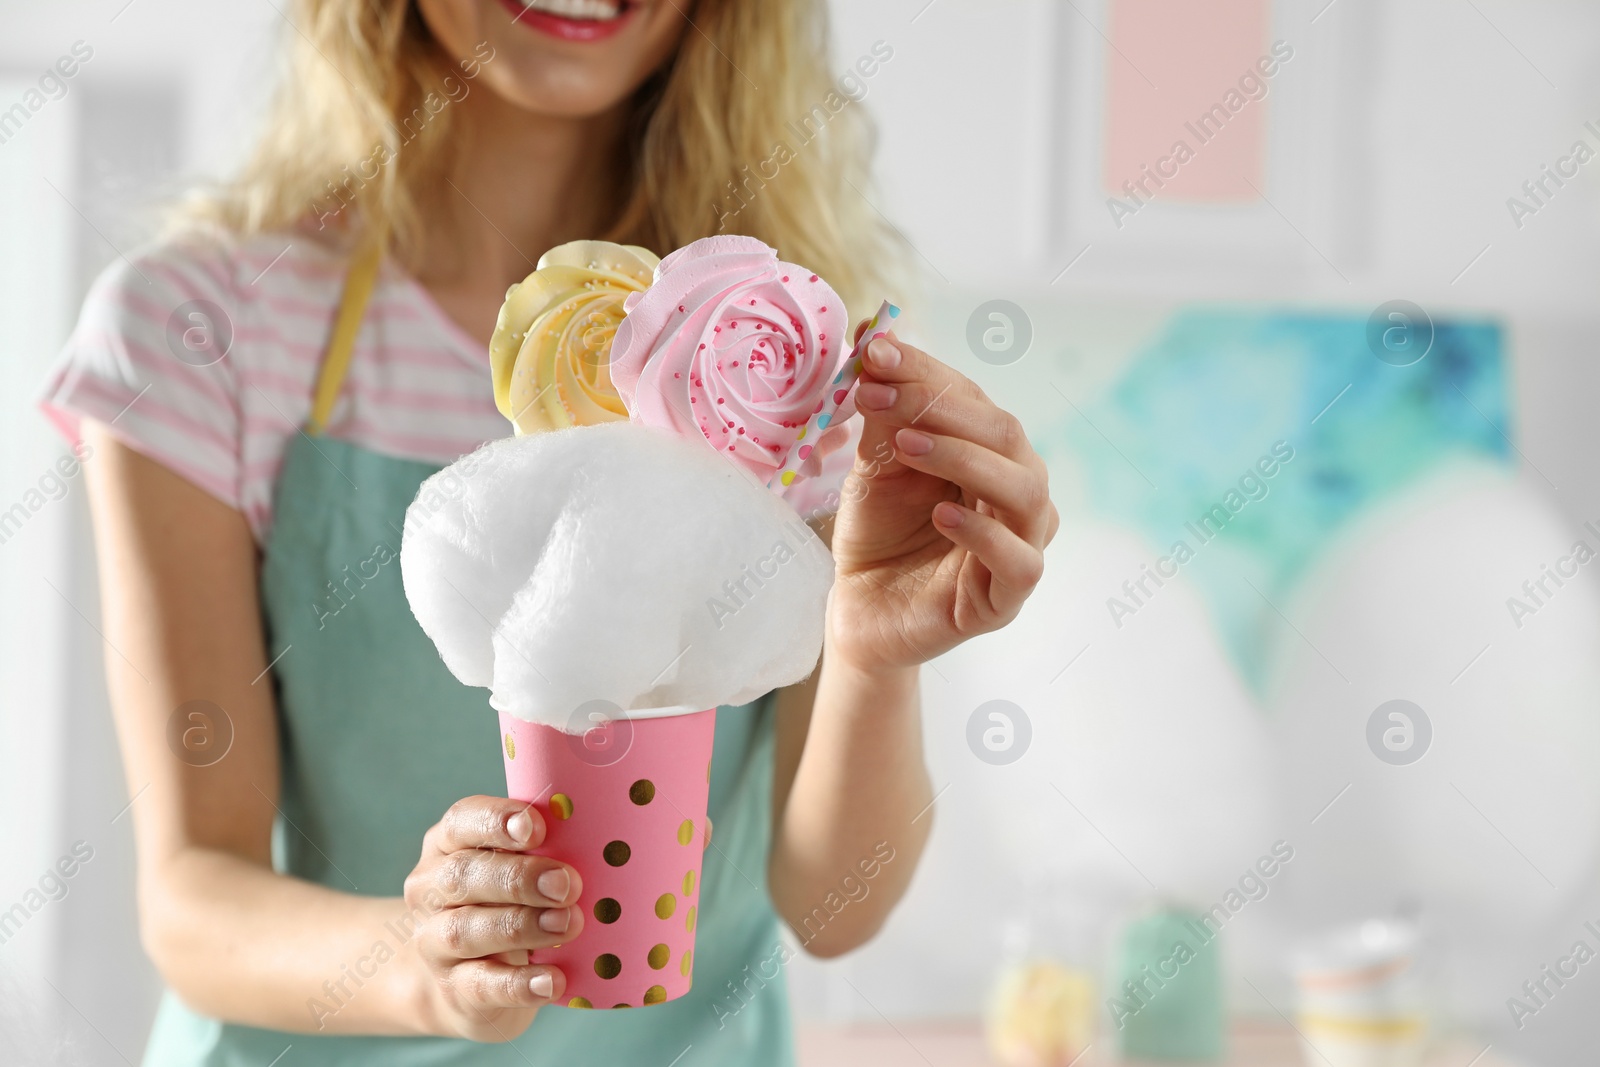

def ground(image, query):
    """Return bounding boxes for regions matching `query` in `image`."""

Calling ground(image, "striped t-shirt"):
[40,232,852,542]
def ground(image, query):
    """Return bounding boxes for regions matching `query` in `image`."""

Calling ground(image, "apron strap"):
[306,243,383,436]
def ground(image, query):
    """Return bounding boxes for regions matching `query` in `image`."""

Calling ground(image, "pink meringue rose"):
[609,235,851,480]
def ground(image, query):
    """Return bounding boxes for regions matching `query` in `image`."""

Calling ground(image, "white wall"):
[812,7,1600,1067]
[0,4,280,1060]
[0,69,82,1063]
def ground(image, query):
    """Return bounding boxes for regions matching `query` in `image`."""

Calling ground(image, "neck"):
[411,91,631,293]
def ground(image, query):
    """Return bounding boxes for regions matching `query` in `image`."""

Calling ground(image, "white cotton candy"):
[400,422,833,728]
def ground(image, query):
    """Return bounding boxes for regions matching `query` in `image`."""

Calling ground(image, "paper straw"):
[769,300,900,492]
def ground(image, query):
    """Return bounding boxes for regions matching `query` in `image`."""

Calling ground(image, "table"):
[797,1020,1518,1067]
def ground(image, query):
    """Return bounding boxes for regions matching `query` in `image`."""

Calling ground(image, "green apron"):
[140,251,795,1066]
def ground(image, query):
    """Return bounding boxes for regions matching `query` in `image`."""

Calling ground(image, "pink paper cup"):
[499,707,715,1010]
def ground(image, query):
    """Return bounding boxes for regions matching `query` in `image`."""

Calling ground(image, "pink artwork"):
[1103,0,1278,204]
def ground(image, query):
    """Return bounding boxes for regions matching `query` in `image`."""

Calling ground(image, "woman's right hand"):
[403,796,585,1041]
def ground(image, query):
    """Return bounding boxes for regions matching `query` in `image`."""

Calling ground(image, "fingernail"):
[529,971,554,998]
[933,501,964,527]
[537,867,569,901]
[868,337,901,369]
[507,810,532,844]
[856,382,897,410]
[897,429,933,456]
[539,908,570,933]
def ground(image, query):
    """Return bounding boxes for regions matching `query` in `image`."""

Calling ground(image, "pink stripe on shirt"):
[67,372,237,456]
[41,233,850,541]
[40,235,506,542]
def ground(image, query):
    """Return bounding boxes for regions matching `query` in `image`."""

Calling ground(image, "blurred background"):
[6,0,1600,1064]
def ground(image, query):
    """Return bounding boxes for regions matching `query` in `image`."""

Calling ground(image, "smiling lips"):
[496,0,639,42]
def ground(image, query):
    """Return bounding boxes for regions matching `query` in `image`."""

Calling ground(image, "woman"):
[41,1,1056,1063]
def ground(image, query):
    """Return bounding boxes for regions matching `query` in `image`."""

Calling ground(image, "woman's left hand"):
[825,330,1059,673]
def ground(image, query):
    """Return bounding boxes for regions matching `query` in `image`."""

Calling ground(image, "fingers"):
[857,337,1038,465]
[426,796,547,855]
[860,332,940,390]
[423,849,583,909]
[427,904,584,961]
[892,428,1052,545]
[930,502,1046,617]
[853,332,1058,548]
[797,423,852,479]
[444,960,566,1010]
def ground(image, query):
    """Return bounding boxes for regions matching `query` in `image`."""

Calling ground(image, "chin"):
[424,0,689,118]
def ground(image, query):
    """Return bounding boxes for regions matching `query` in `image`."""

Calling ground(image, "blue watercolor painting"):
[1056,308,1511,690]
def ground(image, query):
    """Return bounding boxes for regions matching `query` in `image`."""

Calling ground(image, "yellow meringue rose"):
[489,240,660,434]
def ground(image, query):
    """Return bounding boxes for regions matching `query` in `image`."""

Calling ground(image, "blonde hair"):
[178,0,900,316]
